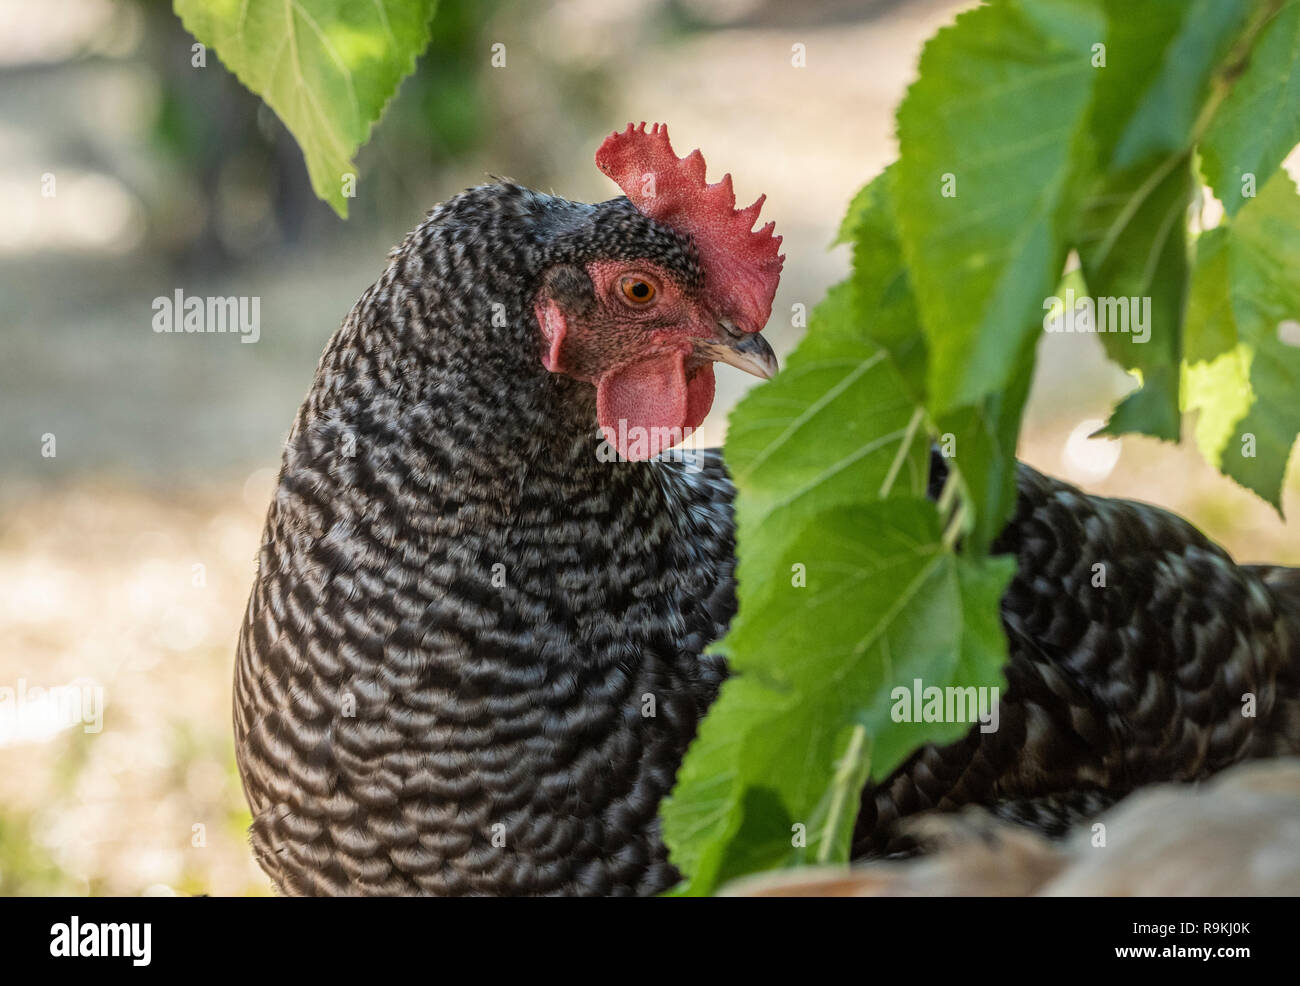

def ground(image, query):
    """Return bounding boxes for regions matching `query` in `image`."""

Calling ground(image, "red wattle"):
[596,353,715,461]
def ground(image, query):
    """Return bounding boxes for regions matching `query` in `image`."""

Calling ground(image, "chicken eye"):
[620,278,656,304]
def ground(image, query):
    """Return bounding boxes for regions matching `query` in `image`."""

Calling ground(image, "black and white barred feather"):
[236,182,1300,895]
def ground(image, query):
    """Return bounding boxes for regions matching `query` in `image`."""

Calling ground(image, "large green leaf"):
[660,499,1013,896]
[1184,171,1300,507]
[894,0,1103,414]
[1203,0,1300,217]
[174,0,439,217]
[662,200,1015,891]
[661,234,969,893]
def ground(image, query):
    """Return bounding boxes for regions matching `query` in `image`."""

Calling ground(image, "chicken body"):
[236,185,735,895]
[854,454,1300,857]
[235,181,1300,896]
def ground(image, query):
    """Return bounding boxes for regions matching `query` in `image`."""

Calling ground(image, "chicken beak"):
[693,322,779,381]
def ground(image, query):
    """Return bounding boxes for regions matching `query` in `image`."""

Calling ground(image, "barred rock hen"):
[235,123,1300,896]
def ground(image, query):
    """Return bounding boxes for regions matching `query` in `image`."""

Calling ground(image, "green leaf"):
[722,281,929,539]
[662,214,957,893]
[660,499,1014,896]
[894,0,1103,414]
[1099,0,1252,168]
[1183,227,1253,466]
[174,0,439,217]
[833,180,877,247]
[1203,0,1300,217]
[661,0,1300,902]
[850,167,928,403]
[1184,170,1300,507]
[850,166,1029,555]
[1070,0,1253,440]
[1075,157,1195,441]
[935,360,1035,556]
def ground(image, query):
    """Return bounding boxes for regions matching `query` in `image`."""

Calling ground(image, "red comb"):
[595,122,784,334]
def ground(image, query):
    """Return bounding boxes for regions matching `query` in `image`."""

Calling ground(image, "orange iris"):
[621,278,656,304]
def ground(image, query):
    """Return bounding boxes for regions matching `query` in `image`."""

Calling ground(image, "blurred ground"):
[2,0,1298,895]
[0,479,272,894]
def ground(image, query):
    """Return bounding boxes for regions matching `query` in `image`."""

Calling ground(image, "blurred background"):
[2,0,1298,895]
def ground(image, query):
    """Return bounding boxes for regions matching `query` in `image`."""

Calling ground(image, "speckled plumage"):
[236,182,1300,896]
[853,453,1300,856]
[236,184,732,896]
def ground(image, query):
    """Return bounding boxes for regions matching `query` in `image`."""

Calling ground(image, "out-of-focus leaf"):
[1101,0,1252,167]
[174,0,439,217]
[1072,0,1251,440]
[1075,158,1195,441]
[1184,171,1300,507]
[1203,0,1300,217]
